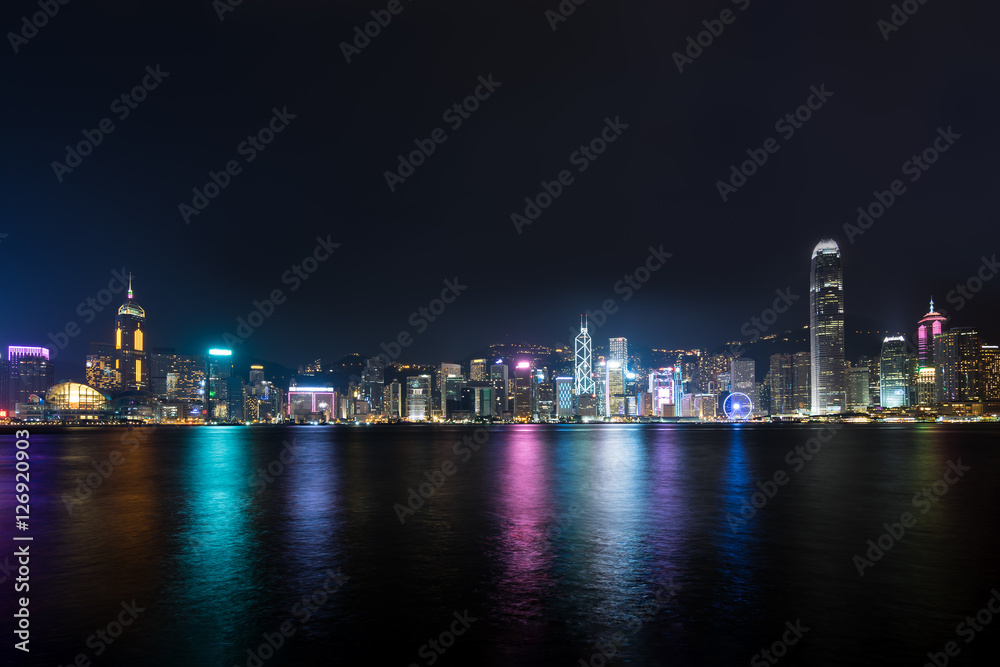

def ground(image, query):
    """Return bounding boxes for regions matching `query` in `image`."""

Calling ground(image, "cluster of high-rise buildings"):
[0,282,281,423]
[1,240,997,424]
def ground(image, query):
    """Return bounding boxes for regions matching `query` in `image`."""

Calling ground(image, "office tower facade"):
[935,328,981,403]
[917,299,948,366]
[469,359,487,382]
[386,379,402,419]
[574,318,595,396]
[0,355,8,414]
[490,363,508,416]
[730,358,755,399]
[406,375,432,421]
[880,336,910,408]
[606,360,625,416]
[249,364,265,384]
[114,277,148,392]
[85,342,118,393]
[769,354,795,415]
[150,350,206,415]
[362,356,386,413]
[206,348,233,421]
[981,345,999,404]
[793,351,811,414]
[514,360,533,421]
[471,385,494,417]
[649,368,676,416]
[438,363,462,415]
[555,377,574,417]
[847,365,871,412]
[859,355,880,409]
[6,346,55,411]
[609,337,628,372]
[809,239,845,414]
[593,358,607,416]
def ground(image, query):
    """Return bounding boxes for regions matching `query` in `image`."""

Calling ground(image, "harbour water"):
[3,423,999,666]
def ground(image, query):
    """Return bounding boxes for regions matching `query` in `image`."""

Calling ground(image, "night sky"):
[2,0,998,376]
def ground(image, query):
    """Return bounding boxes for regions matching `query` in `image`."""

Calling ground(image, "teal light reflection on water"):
[167,427,263,662]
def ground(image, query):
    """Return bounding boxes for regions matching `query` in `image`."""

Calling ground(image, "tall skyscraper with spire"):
[917,298,947,366]
[809,239,845,414]
[114,274,148,391]
[574,316,595,396]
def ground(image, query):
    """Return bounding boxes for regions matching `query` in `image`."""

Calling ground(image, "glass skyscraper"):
[880,336,909,408]
[809,239,845,414]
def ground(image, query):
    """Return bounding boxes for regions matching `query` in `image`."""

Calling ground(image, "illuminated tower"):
[114,274,147,392]
[574,316,595,396]
[880,336,909,408]
[609,337,629,373]
[917,298,947,366]
[809,240,845,414]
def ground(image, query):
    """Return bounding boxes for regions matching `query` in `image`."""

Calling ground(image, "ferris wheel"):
[724,392,753,420]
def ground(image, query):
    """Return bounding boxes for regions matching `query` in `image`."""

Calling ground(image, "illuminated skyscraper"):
[809,239,845,414]
[981,345,999,405]
[880,336,909,408]
[438,362,462,416]
[730,358,755,399]
[793,351,811,414]
[206,348,233,421]
[386,379,402,419]
[114,275,148,391]
[574,317,595,396]
[490,362,508,415]
[6,346,54,412]
[406,375,431,421]
[606,360,625,416]
[847,365,871,412]
[917,298,947,366]
[769,354,794,415]
[935,328,980,403]
[86,342,118,393]
[609,337,628,373]
[469,359,487,382]
[555,377,574,417]
[649,368,676,416]
[514,360,533,421]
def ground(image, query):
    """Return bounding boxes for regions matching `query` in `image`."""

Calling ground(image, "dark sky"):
[1,0,998,375]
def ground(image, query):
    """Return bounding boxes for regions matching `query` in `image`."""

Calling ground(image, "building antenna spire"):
[930,295,934,312]
[128,272,133,300]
